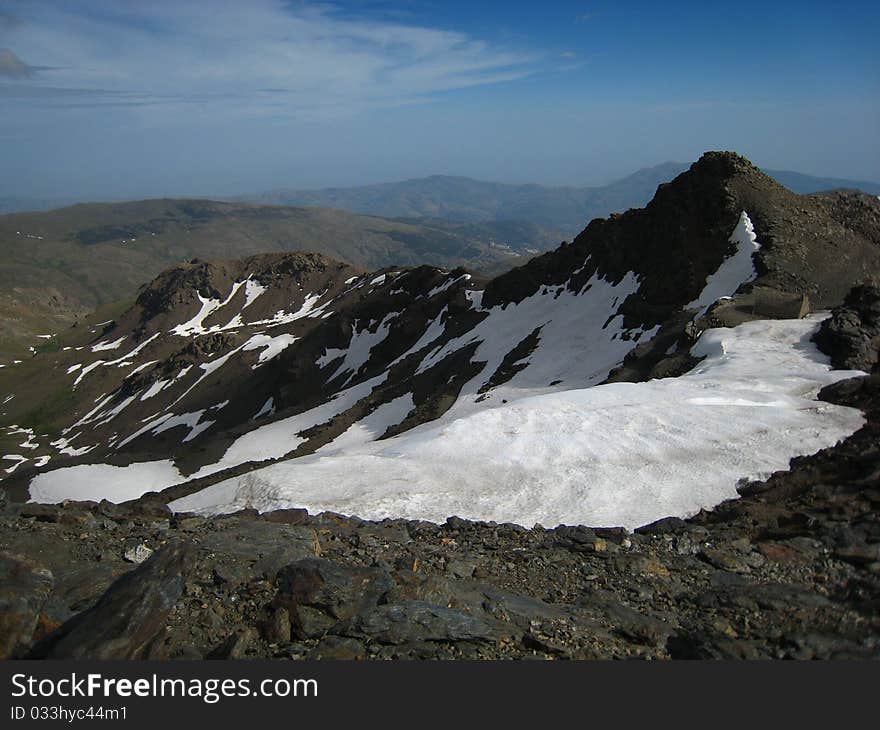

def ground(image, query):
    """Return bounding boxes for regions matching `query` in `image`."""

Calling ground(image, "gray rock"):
[598,601,673,647]
[199,519,316,562]
[19,503,62,522]
[211,560,252,587]
[635,516,689,535]
[261,508,309,525]
[446,559,477,579]
[344,601,504,645]
[274,558,393,639]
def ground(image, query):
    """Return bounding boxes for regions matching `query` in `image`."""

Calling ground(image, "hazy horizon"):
[1,1,878,200]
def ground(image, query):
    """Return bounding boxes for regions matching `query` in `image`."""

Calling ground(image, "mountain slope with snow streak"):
[23,261,656,501]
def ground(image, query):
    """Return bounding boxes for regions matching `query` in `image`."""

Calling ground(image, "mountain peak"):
[691,150,761,177]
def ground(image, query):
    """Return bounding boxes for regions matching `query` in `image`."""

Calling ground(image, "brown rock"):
[261,508,309,525]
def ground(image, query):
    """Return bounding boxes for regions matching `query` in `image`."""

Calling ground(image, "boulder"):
[274,558,394,639]
[30,542,195,659]
[0,552,54,659]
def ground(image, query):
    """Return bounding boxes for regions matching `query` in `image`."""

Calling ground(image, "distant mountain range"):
[3,163,878,229]
[240,164,880,235]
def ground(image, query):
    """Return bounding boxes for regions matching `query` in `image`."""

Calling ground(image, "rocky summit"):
[1,151,879,660]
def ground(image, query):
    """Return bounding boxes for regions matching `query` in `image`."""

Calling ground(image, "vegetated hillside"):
[0,199,560,360]
[243,163,880,235]
[3,152,878,524]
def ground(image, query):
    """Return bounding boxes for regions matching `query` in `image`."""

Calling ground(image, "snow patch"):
[328,313,398,384]
[254,398,275,420]
[91,336,127,352]
[427,273,471,298]
[242,333,299,366]
[140,380,170,401]
[171,281,246,337]
[243,277,267,309]
[30,461,186,504]
[2,454,27,474]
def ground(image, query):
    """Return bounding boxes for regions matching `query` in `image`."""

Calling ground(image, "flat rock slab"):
[343,601,507,645]
[197,518,316,559]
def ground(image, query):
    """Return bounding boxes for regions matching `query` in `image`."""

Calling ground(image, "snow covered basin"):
[169,315,866,529]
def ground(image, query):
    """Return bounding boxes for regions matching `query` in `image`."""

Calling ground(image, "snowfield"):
[163,314,865,528]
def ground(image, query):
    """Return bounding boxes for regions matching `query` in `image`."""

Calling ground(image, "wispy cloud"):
[0,0,539,118]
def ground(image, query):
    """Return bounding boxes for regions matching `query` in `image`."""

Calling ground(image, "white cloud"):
[1,0,538,118]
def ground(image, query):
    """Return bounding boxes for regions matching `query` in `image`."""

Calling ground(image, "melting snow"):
[246,292,333,327]
[254,398,275,420]
[194,373,389,472]
[242,333,299,366]
[243,278,267,309]
[49,435,95,457]
[72,333,161,386]
[427,274,471,298]
[328,314,398,384]
[3,454,28,474]
[30,461,187,503]
[140,380,170,400]
[390,307,448,366]
[171,282,246,337]
[91,336,127,352]
[417,271,651,412]
[169,316,865,529]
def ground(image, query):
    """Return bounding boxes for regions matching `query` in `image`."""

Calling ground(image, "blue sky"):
[1,0,877,200]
